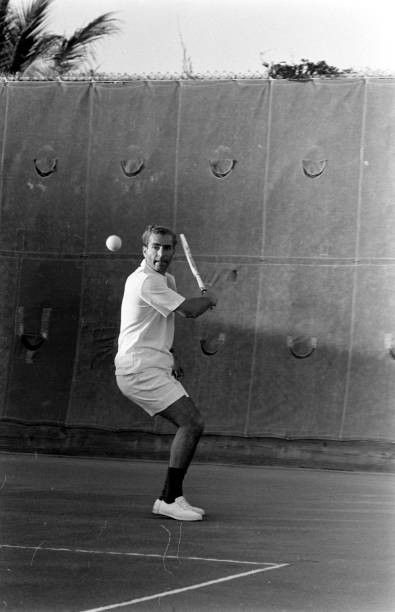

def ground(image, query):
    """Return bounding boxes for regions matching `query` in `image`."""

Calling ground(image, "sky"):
[18,0,395,75]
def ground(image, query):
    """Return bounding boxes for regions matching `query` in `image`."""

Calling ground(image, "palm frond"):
[10,0,54,72]
[0,0,11,32]
[0,0,15,71]
[0,1,120,76]
[53,13,119,73]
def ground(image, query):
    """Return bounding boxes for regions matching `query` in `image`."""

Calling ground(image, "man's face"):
[143,232,175,275]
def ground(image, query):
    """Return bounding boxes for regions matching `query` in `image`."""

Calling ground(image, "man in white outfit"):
[115,225,217,521]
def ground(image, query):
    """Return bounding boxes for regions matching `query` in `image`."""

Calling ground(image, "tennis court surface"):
[1,451,394,611]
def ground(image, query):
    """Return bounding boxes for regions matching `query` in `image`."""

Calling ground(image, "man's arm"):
[175,291,217,318]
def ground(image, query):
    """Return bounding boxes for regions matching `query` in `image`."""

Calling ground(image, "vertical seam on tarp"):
[339,78,368,440]
[1,82,17,419]
[244,79,273,436]
[83,81,94,256]
[0,81,9,232]
[3,255,23,418]
[261,78,273,258]
[66,82,94,426]
[172,80,182,231]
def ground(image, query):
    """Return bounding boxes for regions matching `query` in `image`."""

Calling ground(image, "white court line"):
[2,544,289,611]
[0,544,278,566]
[79,564,289,612]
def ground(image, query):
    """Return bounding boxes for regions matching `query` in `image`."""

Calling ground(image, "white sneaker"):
[176,496,205,516]
[152,498,202,521]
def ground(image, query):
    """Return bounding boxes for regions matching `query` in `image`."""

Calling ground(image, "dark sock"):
[159,467,186,503]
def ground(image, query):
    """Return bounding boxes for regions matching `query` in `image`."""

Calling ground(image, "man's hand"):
[172,364,184,380]
[203,290,217,309]
[171,349,184,380]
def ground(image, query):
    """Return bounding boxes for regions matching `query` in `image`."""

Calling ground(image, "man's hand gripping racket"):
[180,234,216,308]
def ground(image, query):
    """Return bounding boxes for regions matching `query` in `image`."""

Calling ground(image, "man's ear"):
[142,245,147,257]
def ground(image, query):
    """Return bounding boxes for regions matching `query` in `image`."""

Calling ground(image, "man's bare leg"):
[159,395,204,469]
[152,395,205,519]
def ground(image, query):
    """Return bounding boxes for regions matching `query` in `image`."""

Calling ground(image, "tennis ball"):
[106,235,122,252]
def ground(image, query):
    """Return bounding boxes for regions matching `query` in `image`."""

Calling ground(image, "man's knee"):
[161,395,204,435]
[177,405,204,437]
[192,412,205,436]
[180,406,204,437]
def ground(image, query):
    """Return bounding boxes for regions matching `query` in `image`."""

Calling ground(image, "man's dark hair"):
[142,224,177,247]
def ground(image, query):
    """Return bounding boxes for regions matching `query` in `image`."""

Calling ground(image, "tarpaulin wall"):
[0,79,394,460]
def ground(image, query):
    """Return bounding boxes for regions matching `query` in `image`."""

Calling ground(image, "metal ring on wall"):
[287,335,317,359]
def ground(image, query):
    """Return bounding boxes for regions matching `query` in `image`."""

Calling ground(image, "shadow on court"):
[0,452,394,611]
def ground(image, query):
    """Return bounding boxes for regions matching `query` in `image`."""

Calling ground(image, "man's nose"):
[157,246,165,257]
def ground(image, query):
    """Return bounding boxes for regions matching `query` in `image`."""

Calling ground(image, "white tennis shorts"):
[116,367,188,416]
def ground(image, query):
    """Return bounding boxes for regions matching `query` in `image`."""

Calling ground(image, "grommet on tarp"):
[302,145,327,178]
[120,145,145,177]
[384,334,395,359]
[209,145,236,178]
[34,145,57,177]
[287,335,317,359]
[16,306,52,363]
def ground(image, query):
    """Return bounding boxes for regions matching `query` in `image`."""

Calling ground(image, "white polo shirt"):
[115,260,185,374]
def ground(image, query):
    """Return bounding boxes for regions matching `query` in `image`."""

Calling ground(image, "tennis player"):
[115,224,217,521]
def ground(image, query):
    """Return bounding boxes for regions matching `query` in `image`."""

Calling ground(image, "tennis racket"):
[179,233,207,294]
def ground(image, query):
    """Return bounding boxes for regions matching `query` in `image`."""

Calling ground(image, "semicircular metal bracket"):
[302,159,327,178]
[200,332,226,356]
[287,335,317,359]
[209,158,237,178]
[34,157,57,177]
[120,158,145,177]
[16,307,52,363]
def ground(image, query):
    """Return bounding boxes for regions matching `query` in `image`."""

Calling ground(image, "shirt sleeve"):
[140,274,185,317]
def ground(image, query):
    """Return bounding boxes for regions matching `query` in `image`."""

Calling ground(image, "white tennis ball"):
[106,235,122,251]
